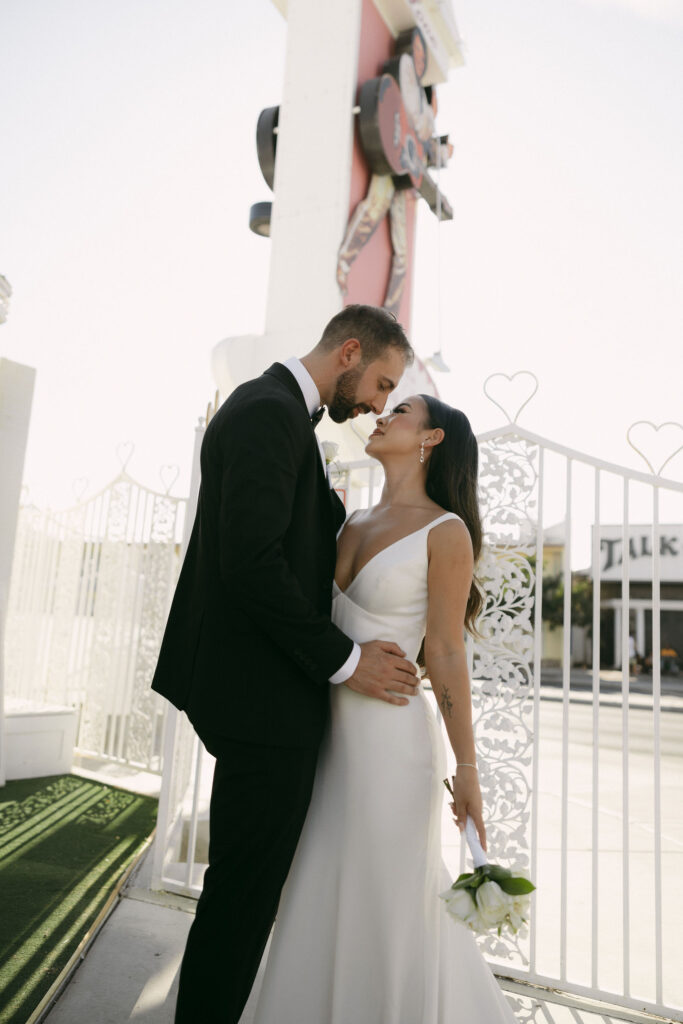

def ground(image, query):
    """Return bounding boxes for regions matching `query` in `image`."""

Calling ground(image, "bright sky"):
[2,0,682,511]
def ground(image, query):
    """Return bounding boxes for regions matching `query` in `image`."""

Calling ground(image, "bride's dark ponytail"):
[420,395,483,635]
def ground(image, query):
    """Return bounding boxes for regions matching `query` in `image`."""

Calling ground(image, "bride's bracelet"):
[456,762,477,769]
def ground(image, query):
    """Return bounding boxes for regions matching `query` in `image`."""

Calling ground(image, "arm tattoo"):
[439,684,454,719]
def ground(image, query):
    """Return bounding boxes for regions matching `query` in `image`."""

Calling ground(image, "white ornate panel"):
[471,434,538,969]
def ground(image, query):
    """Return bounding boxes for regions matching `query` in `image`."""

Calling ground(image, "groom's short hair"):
[317,305,414,366]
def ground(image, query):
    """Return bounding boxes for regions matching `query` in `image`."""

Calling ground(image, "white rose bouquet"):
[439,779,535,938]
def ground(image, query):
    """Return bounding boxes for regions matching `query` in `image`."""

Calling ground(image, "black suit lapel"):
[264,363,333,489]
[263,363,310,416]
[263,363,336,521]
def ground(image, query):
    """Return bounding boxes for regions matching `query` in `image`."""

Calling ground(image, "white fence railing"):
[5,457,185,772]
[151,405,683,1021]
[472,423,683,1021]
[151,420,209,891]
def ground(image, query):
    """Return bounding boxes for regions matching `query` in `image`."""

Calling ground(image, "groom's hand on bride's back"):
[345,641,419,706]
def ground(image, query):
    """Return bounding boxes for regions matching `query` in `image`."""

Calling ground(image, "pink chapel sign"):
[251,0,455,340]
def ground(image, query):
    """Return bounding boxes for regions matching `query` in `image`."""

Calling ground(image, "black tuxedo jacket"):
[151,362,354,748]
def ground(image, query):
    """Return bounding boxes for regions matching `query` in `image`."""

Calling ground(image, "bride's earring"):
[419,441,425,464]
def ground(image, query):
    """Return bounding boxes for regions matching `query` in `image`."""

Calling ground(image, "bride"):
[250,394,517,1023]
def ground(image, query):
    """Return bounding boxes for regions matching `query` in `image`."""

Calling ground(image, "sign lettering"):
[596,526,683,580]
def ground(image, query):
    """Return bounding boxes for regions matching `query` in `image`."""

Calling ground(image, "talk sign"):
[595,525,683,582]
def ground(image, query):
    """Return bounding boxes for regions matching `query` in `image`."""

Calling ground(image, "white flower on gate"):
[322,440,339,465]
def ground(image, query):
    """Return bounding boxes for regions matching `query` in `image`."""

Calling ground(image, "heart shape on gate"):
[116,441,135,472]
[626,421,683,477]
[159,464,180,495]
[483,371,539,425]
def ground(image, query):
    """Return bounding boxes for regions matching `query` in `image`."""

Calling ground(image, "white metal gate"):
[5,450,185,772]
[151,395,683,1020]
[471,410,683,1020]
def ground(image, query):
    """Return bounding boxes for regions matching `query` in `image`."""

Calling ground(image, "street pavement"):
[540,666,683,700]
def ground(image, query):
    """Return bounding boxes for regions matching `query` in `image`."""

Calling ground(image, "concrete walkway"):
[43,888,192,1024]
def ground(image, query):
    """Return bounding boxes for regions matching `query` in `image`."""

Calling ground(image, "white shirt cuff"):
[329,642,361,684]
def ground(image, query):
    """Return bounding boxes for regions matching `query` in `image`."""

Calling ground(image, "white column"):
[635,606,646,658]
[213,0,364,394]
[212,0,364,394]
[152,417,205,891]
[263,0,363,352]
[613,605,622,669]
[0,359,36,786]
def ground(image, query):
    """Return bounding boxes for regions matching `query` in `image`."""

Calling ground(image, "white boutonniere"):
[321,440,339,466]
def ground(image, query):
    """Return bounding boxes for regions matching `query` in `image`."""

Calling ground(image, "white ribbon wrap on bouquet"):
[465,816,488,868]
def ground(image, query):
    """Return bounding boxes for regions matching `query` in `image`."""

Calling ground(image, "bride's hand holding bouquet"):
[446,764,487,852]
[441,775,535,938]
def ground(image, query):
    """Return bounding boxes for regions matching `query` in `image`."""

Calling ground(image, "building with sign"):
[595,524,683,670]
[540,524,683,671]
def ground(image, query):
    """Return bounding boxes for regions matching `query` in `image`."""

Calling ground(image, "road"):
[539,691,682,758]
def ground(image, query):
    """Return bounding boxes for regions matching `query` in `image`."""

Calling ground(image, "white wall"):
[213,0,363,390]
[0,358,36,785]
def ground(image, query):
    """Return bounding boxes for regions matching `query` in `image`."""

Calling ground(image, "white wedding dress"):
[252,512,517,1023]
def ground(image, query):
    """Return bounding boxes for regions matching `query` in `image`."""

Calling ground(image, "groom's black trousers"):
[174,733,318,1024]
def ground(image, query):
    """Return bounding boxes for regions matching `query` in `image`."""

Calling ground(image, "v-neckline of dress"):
[333,512,456,596]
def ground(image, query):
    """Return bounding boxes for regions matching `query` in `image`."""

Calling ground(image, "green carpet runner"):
[0,774,158,1024]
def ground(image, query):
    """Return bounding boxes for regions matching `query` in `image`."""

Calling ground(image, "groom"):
[152,304,419,1024]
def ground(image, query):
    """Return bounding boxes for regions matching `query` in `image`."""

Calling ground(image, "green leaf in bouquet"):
[484,864,513,883]
[451,872,475,890]
[467,868,488,889]
[497,876,536,895]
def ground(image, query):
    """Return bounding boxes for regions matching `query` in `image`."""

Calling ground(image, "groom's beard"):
[328,367,371,423]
